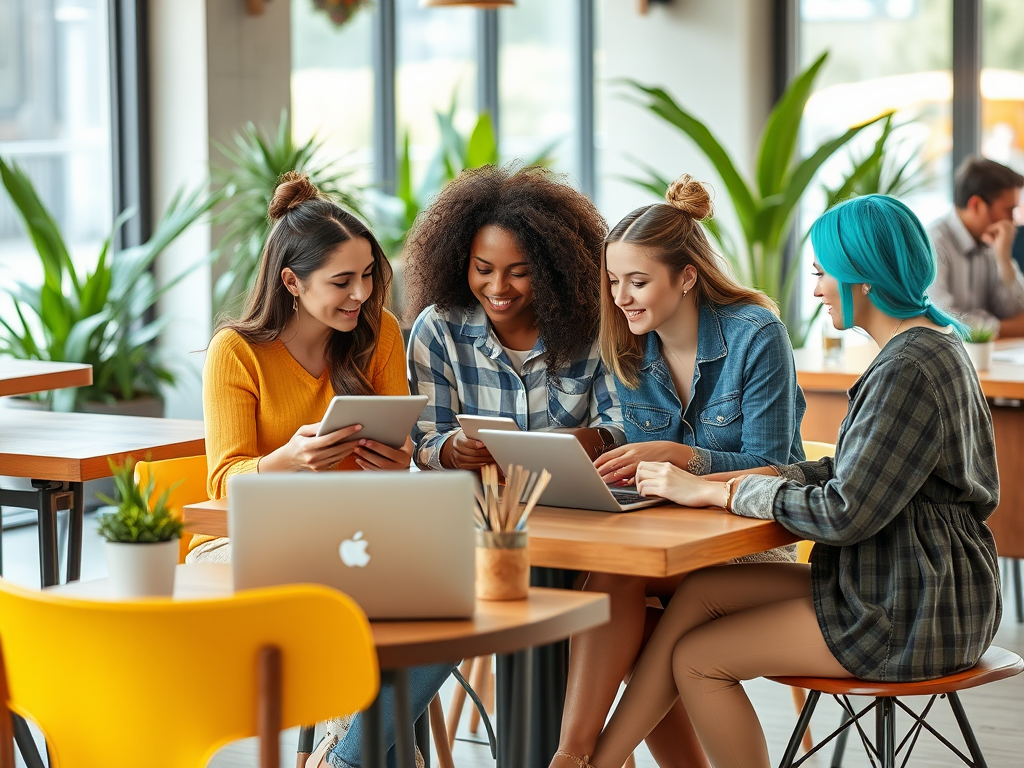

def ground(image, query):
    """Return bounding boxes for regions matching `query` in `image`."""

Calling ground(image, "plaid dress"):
[733,328,1001,681]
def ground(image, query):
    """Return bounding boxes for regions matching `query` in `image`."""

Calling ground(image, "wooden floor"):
[3,513,1022,767]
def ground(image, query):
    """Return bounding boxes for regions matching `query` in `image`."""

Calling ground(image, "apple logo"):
[339,531,371,568]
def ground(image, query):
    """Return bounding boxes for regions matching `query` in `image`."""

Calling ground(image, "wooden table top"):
[51,563,611,668]
[794,340,1024,399]
[0,360,93,398]
[0,410,205,482]
[183,498,798,580]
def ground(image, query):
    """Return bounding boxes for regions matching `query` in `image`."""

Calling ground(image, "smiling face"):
[285,237,375,333]
[467,225,536,332]
[812,259,845,330]
[605,241,694,335]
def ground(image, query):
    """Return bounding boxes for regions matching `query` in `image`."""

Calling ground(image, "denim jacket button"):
[716,415,724,423]
[645,420,651,427]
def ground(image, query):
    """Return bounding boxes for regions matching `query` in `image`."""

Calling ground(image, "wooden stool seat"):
[768,645,1024,697]
[769,646,1023,768]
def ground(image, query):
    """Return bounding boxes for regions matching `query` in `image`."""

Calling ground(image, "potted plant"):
[96,457,183,598]
[0,156,220,414]
[621,51,890,347]
[964,326,996,371]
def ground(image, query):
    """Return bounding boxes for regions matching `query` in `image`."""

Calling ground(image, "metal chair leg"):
[779,689,820,767]
[876,698,895,768]
[296,724,316,768]
[1013,559,1022,624]
[415,711,431,768]
[947,692,989,768]
[830,707,851,768]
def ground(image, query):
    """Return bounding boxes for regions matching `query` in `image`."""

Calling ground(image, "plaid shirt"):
[408,304,625,470]
[734,328,1001,682]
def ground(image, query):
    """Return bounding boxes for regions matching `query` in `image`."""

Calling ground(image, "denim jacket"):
[617,302,806,474]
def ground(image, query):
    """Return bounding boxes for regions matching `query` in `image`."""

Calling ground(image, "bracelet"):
[723,476,741,512]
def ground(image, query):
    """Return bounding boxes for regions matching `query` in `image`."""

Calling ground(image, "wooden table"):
[183,493,799,766]
[53,563,610,768]
[795,340,1024,563]
[183,498,799,580]
[0,410,204,586]
[0,360,92,398]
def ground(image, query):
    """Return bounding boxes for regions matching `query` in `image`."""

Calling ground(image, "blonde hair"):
[600,175,777,388]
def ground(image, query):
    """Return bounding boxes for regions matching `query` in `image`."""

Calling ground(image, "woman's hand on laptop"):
[353,436,414,471]
[258,423,364,473]
[594,441,695,486]
[635,461,723,507]
[440,429,496,470]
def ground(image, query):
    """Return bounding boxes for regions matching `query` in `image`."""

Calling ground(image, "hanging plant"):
[311,0,372,26]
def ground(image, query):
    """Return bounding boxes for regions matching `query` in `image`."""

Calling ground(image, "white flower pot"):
[964,341,994,371]
[105,540,178,598]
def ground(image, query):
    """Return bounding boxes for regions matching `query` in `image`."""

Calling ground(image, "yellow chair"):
[135,455,209,563]
[0,578,378,768]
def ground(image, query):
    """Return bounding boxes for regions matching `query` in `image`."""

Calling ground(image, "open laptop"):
[228,472,476,619]
[478,429,664,512]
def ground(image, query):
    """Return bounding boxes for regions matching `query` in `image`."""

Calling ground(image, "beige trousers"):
[591,563,850,768]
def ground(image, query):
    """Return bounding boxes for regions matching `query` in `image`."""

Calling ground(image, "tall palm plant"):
[211,110,364,314]
[624,52,890,346]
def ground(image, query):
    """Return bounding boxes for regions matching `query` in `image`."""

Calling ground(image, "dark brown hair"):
[601,174,777,388]
[954,155,1024,209]
[403,164,607,374]
[218,171,393,396]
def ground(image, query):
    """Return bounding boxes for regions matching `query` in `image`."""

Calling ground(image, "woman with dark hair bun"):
[196,171,448,768]
[405,163,625,470]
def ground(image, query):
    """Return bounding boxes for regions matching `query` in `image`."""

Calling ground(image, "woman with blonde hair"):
[552,176,804,768]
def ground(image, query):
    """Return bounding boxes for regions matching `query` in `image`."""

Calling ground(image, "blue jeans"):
[328,662,455,768]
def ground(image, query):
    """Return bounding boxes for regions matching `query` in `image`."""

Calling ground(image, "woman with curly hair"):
[405,164,624,470]
[551,176,805,768]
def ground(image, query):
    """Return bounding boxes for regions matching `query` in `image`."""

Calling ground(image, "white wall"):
[150,0,290,420]
[598,0,774,232]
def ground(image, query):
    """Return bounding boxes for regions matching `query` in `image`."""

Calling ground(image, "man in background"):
[929,155,1024,336]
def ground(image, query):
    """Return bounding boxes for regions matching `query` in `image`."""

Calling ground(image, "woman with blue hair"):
[572,195,1002,768]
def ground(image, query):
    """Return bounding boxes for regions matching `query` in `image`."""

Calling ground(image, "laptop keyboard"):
[611,489,645,505]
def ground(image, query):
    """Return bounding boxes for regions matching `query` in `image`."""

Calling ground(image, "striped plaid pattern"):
[408,304,625,470]
[733,328,1001,681]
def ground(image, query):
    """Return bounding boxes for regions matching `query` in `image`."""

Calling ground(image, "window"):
[396,0,477,190]
[0,0,112,294]
[291,0,376,185]
[981,0,1024,175]
[498,0,577,179]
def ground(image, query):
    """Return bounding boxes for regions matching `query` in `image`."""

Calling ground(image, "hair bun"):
[268,171,321,221]
[665,174,713,220]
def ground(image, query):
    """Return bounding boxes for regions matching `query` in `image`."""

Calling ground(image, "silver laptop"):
[228,472,476,619]
[478,430,664,512]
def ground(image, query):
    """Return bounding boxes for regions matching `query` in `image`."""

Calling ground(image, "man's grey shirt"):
[928,209,1024,329]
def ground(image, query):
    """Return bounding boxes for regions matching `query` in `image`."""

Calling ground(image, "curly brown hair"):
[404,164,607,374]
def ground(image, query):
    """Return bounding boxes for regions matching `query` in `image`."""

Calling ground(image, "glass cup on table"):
[822,315,844,366]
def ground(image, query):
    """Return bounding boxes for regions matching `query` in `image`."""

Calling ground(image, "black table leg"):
[66,481,83,582]
[35,485,59,588]
[391,668,417,768]
[495,566,573,767]
[496,649,534,768]
[361,691,386,768]
[415,711,431,768]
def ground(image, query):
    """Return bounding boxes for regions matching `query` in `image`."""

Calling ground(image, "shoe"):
[553,751,596,768]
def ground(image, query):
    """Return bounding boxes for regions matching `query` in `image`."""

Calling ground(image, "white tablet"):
[316,395,428,447]
[455,414,521,441]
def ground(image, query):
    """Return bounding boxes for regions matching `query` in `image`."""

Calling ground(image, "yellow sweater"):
[195,310,408,550]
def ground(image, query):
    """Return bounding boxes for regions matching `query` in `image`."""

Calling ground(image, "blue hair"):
[809,194,966,337]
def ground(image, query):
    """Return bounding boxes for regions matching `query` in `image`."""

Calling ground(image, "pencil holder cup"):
[475,529,529,601]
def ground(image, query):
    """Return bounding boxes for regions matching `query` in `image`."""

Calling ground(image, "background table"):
[53,563,610,768]
[0,411,204,585]
[0,360,92,398]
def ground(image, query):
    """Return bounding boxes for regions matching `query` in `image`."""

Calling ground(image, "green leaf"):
[622,80,757,236]
[465,112,499,169]
[755,51,829,199]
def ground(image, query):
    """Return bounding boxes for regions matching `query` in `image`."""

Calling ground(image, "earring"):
[682,290,688,298]
[863,285,871,295]
[292,295,298,312]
